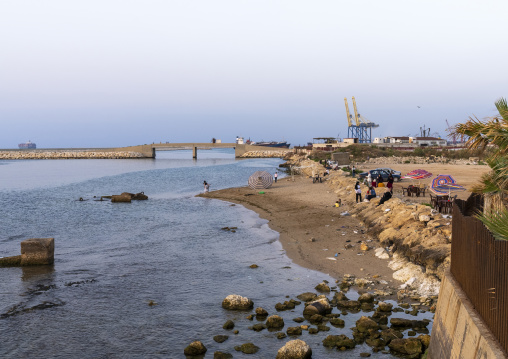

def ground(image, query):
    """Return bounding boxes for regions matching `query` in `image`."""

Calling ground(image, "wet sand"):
[199,162,490,290]
[201,175,397,289]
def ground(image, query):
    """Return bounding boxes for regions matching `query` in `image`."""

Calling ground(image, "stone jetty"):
[0,150,145,160]
[239,150,292,158]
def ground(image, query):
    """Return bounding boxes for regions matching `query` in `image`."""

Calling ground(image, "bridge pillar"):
[192,146,197,159]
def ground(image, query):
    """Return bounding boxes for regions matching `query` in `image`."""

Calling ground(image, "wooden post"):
[193,146,197,159]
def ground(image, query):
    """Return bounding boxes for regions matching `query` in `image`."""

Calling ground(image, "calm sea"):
[0,149,431,358]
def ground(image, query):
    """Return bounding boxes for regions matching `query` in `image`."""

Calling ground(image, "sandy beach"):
[200,161,490,292]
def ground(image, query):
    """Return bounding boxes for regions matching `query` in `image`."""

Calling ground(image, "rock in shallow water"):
[276,339,312,359]
[222,294,253,310]
[184,341,207,356]
[234,343,260,354]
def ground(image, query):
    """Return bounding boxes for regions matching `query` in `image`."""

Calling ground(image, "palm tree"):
[453,97,508,241]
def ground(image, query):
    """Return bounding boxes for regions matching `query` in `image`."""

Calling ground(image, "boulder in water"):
[222,294,253,310]
[276,339,312,359]
[183,341,207,356]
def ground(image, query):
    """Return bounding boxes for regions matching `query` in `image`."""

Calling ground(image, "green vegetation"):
[330,144,490,162]
[453,97,508,241]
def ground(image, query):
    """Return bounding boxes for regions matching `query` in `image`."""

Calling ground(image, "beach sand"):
[200,162,490,291]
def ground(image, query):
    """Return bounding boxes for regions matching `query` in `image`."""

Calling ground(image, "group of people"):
[364,172,394,192]
[354,171,394,204]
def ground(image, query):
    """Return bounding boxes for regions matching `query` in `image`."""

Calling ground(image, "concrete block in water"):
[20,238,54,265]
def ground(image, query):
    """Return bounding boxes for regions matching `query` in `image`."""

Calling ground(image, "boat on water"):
[245,139,290,148]
[18,141,37,149]
[252,141,290,148]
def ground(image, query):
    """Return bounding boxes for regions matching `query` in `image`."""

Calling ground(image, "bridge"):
[118,143,292,158]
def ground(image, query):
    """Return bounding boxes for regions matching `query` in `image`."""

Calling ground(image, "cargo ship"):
[18,141,36,149]
[245,139,290,148]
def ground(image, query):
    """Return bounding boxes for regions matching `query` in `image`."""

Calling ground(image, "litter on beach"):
[340,211,350,216]
[326,257,337,261]
[384,209,391,212]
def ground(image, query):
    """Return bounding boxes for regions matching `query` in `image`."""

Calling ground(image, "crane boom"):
[344,98,353,127]
[352,96,361,126]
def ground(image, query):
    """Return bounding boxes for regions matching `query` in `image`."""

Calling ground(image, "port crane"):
[344,97,379,143]
[445,119,457,144]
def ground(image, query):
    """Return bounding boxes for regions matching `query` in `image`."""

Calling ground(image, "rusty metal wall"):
[451,196,508,355]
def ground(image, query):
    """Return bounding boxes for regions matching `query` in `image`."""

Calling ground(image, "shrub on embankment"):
[331,144,491,162]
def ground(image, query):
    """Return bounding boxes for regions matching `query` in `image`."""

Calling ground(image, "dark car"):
[358,169,401,182]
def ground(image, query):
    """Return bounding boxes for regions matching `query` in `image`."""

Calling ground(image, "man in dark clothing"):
[376,190,392,207]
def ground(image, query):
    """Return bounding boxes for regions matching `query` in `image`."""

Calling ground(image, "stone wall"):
[0,151,146,159]
[428,269,506,358]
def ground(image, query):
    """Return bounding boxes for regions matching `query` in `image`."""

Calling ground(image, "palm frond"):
[477,208,508,241]
[494,97,508,123]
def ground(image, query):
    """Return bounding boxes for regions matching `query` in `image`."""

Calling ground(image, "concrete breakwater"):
[0,150,145,159]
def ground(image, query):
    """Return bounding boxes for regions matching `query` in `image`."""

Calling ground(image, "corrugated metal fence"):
[451,194,508,354]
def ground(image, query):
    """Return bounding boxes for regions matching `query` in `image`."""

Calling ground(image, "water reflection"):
[21,265,55,282]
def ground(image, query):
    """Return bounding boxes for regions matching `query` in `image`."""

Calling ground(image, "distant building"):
[389,136,411,144]
[410,137,447,146]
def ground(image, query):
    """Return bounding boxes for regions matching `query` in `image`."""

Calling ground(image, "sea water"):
[0,149,431,358]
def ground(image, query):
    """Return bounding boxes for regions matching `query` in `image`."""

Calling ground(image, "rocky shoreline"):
[184,284,433,358]
[0,150,145,159]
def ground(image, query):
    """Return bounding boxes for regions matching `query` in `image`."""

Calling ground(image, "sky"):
[1,0,507,148]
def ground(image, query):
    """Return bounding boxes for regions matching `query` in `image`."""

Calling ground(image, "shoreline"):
[199,173,400,296]
[198,157,490,299]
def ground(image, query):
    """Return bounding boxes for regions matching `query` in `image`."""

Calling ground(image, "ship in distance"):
[18,140,36,149]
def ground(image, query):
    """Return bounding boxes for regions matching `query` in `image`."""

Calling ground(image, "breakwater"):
[0,150,146,159]
[239,150,292,158]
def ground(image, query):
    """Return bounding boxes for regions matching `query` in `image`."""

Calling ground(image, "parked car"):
[358,169,402,182]
[374,168,402,178]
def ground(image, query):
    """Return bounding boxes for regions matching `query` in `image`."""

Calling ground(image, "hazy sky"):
[1,1,507,148]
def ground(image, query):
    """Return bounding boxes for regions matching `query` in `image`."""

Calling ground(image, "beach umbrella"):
[248,171,273,189]
[404,169,433,187]
[430,174,462,195]
[403,169,433,180]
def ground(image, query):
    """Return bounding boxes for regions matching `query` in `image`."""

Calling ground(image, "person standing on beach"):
[387,173,394,194]
[274,171,278,183]
[351,165,356,177]
[355,181,362,203]
[366,173,372,187]
[377,173,384,187]
[203,181,210,193]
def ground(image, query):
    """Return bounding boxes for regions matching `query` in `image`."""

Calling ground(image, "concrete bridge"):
[118,143,291,158]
